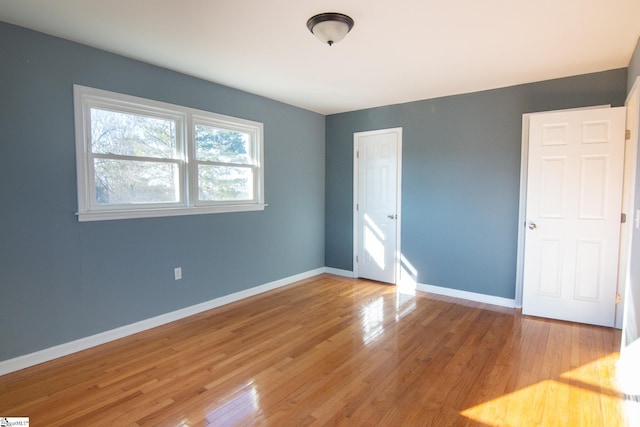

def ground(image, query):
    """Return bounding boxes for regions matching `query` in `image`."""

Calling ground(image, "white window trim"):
[74,85,265,222]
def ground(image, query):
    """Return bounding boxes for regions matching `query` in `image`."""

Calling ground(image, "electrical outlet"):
[174,267,182,280]
[636,209,640,230]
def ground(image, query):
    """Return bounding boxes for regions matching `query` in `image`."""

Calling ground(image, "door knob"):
[528,222,537,230]
[388,214,397,219]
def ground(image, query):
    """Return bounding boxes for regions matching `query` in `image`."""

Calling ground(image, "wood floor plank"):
[0,274,625,426]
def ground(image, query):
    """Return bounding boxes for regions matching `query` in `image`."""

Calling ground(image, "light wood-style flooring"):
[0,274,625,426]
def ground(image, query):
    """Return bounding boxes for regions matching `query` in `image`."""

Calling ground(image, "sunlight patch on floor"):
[460,353,624,426]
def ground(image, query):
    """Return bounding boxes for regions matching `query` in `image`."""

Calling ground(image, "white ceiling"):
[1,1,639,115]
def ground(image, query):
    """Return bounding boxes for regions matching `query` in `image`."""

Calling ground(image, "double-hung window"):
[74,85,264,221]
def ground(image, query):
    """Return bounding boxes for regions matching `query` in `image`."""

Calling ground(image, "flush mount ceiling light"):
[306,12,354,46]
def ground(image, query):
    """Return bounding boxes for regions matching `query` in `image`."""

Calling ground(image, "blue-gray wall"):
[0,22,325,361]
[326,70,628,299]
[0,19,634,363]
[625,36,640,346]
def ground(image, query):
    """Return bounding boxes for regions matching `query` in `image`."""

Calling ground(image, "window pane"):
[195,124,250,164]
[91,108,177,159]
[94,159,179,204]
[198,165,253,201]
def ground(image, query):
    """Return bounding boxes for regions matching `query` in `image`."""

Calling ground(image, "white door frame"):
[515,98,639,329]
[353,127,403,282]
[621,77,640,338]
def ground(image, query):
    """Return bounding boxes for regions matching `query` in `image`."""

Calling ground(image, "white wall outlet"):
[636,209,640,230]
[174,267,182,280]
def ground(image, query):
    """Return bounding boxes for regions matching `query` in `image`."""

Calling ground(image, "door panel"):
[540,157,566,217]
[522,107,625,327]
[578,155,608,218]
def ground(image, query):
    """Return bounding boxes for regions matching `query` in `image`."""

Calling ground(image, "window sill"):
[76,203,267,222]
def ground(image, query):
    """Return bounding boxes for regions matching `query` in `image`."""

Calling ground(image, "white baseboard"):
[0,267,325,376]
[324,267,355,278]
[324,269,515,308]
[416,283,516,308]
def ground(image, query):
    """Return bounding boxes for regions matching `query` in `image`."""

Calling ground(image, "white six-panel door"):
[354,128,401,284]
[522,107,626,327]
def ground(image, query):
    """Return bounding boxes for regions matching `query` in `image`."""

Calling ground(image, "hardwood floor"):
[0,274,624,426]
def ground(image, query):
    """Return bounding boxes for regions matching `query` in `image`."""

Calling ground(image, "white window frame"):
[74,85,265,222]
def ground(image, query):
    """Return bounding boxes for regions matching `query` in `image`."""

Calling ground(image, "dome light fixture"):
[306,12,354,46]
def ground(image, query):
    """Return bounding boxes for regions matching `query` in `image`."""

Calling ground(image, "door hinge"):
[616,294,622,304]
[626,129,631,140]
[622,213,627,224]
[356,203,359,211]
[356,255,359,263]
[356,150,359,159]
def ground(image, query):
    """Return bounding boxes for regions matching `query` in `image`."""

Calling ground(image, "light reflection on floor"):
[395,291,416,322]
[359,283,418,346]
[362,296,385,345]
[204,380,261,426]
